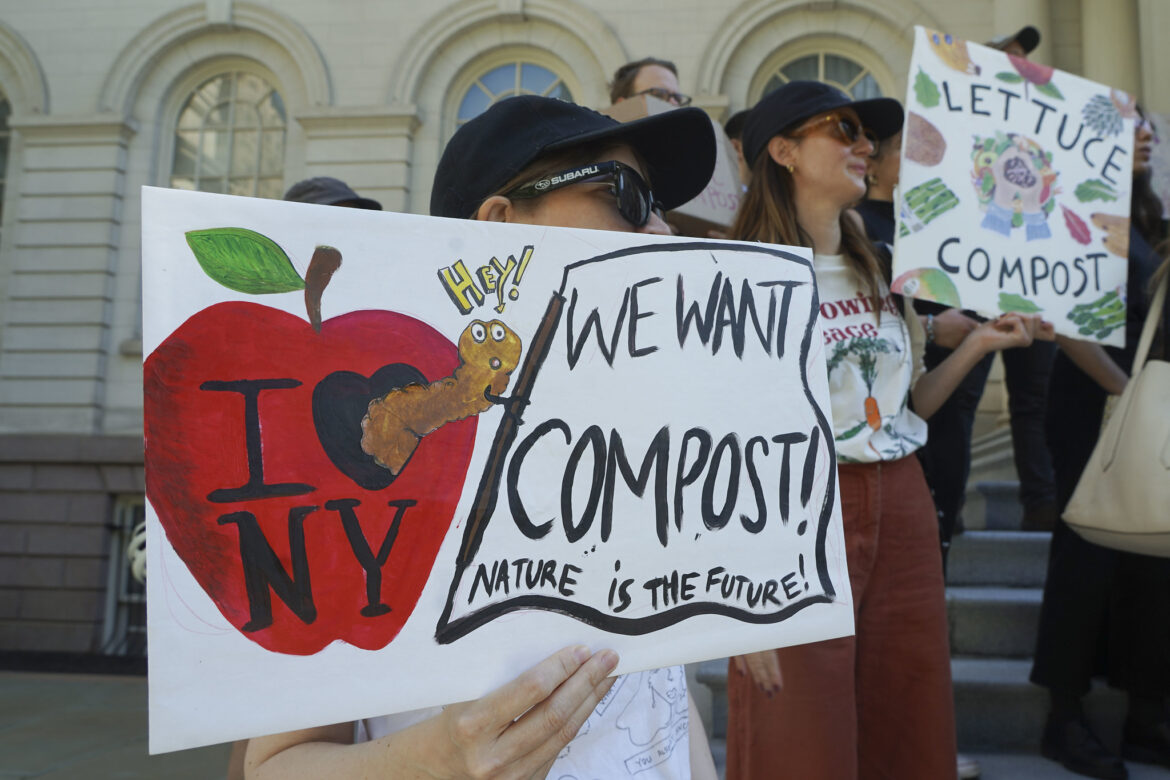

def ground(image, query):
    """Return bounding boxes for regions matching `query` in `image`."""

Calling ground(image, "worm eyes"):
[490,323,507,342]
[470,322,487,343]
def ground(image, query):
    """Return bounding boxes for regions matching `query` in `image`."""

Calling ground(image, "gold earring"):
[786,164,794,174]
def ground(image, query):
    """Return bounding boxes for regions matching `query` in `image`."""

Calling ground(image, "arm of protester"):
[918,309,980,349]
[911,313,1036,420]
[688,691,719,780]
[1055,335,1127,395]
[731,649,782,695]
[245,645,618,780]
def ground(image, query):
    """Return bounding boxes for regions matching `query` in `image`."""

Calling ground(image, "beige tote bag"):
[1063,273,1170,556]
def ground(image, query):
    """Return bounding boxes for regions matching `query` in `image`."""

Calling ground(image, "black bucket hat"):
[741,81,903,167]
[431,94,716,219]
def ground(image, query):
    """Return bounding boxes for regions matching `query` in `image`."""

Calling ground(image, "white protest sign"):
[894,26,1135,345]
[142,187,851,753]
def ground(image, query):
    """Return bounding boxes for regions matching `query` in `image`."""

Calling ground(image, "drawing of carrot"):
[857,349,882,430]
[826,337,897,431]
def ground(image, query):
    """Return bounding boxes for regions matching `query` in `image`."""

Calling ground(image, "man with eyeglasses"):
[609,57,692,108]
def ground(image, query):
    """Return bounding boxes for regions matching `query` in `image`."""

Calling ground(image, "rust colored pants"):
[726,455,957,779]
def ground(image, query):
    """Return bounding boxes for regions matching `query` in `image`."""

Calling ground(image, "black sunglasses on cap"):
[506,160,664,227]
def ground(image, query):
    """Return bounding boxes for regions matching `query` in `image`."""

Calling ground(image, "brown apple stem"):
[304,245,342,333]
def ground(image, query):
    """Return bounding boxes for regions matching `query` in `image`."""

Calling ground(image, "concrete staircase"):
[688,456,1170,777]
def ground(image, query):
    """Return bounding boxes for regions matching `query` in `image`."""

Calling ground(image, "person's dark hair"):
[724,110,749,142]
[731,140,888,315]
[609,57,678,104]
[1133,170,1165,246]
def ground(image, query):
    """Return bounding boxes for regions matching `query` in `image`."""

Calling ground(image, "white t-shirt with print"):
[815,253,928,463]
[356,667,692,780]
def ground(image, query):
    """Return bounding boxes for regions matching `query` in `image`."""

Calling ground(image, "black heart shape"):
[312,363,426,490]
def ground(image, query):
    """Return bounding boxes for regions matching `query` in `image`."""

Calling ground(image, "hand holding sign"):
[246,645,620,780]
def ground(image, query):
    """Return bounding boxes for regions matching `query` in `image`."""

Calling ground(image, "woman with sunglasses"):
[723,81,1041,779]
[244,95,719,780]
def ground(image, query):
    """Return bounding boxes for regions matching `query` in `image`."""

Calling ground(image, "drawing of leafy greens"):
[1067,289,1126,340]
[1074,178,1119,203]
[914,68,940,108]
[998,293,1044,314]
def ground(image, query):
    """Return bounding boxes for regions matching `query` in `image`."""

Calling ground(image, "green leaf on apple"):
[186,227,306,294]
[995,72,1024,83]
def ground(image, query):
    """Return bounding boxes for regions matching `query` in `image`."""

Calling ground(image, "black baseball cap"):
[283,177,382,210]
[742,81,903,167]
[430,95,716,219]
[987,25,1041,55]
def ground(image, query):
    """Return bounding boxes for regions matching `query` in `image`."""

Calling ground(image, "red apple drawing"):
[145,230,477,655]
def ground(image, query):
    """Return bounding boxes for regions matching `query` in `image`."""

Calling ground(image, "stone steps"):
[948,585,1042,657]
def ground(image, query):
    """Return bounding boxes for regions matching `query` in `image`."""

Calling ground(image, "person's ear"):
[767,136,796,169]
[475,195,514,223]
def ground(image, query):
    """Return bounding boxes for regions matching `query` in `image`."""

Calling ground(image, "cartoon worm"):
[360,319,523,475]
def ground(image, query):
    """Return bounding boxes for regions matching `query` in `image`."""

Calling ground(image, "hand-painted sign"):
[142,187,850,753]
[894,26,1136,345]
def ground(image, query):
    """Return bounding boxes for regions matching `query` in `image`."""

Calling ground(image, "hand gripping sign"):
[142,187,850,753]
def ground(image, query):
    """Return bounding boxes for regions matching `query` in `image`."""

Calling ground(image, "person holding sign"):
[244,95,720,780]
[724,80,1042,779]
[855,119,991,571]
[1030,110,1170,780]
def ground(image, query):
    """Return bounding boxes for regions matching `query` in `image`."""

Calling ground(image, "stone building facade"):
[0,0,1162,656]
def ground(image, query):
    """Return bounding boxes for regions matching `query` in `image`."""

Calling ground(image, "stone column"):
[0,113,136,433]
[294,106,421,214]
[1136,0,1168,112]
[1081,0,1141,96]
[993,0,1052,64]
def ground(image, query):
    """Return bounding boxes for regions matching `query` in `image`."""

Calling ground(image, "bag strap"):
[1133,271,1168,369]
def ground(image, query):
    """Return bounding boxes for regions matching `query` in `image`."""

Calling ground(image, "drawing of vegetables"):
[1083,94,1125,138]
[1067,288,1127,340]
[1062,205,1092,245]
[996,56,1063,100]
[898,177,960,236]
[914,68,940,108]
[826,337,898,432]
[1074,179,1119,203]
[998,293,1044,314]
[926,30,980,75]
[905,112,946,166]
[892,267,963,308]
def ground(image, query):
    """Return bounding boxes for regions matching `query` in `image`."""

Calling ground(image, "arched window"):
[169,71,286,199]
[0,96,9,231]
[761,52,883,100]
[456,62,572,126]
